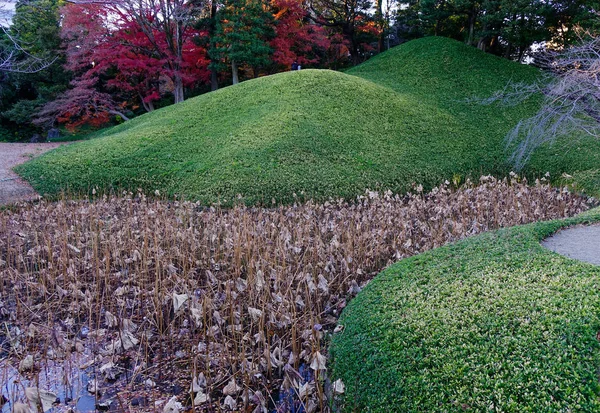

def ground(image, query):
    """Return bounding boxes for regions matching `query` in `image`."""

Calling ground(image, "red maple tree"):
[270,0,330,69]
[37,2,210,128]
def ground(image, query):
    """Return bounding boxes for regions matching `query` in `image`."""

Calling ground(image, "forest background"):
[0,0,598,140]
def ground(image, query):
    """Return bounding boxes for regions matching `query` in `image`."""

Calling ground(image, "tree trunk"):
[108,110,130,122]
[211,70,218,91]
[376,0,384,53]
[140,94,155,112]
[517,46,525,63]
[232,60,239,85]
[343,24,360,65]
[477,37,487,52]
[210,0,219,91]
[467,10,475,45]
[173,74,184,103]
[504,42,512,59]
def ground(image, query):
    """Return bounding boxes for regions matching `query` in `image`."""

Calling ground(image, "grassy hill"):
[347,37,600,190]
[16,37,600,203]
[331,207,600,412]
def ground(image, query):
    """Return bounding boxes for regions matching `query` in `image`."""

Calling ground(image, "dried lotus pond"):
[0,176,594,412]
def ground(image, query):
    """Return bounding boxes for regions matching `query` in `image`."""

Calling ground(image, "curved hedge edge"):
[330,207,600,413]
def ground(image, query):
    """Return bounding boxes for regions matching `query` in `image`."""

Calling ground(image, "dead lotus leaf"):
[299,382,314,399]
[173,293,189,312]
[163,396,183,413]
[223,395,237,410]
[332,378,345,395]
[105,311,118,328]
[12,402,32,413]
[310,351,327,371]
[25,387,57,412]
[193,390,209,404]
[121,330,139,350]
[191,307,203,327]
[223,378,242,396]
[19,354,34,372]
[248,307,263,322]
[122,318,137,332]
[191,377,202,393]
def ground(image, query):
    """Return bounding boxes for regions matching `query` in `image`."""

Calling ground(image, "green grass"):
[347,37,600,189]
[330,208,600,412]
[15,37,600,203]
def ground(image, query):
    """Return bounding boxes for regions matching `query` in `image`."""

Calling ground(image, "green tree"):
[396,0,600,61]
[0,0,69,139]
[210,0,275,84]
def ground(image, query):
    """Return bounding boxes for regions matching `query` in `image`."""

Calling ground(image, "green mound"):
[17,69,471,204]
[330,208,600,412]
[348,36,600,191]
[16,37,600,203]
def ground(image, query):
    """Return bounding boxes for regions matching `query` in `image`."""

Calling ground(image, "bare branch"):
[0,1,58,73]
[477,33,600,170]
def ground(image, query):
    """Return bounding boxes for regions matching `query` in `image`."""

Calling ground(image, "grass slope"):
[348,37,600,191]
[17,70,471,204]
[330,208,600,412]
[16,37,600,203]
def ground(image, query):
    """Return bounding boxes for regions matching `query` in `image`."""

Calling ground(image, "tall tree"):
[308,0,373,64]
[270,0,330,69]
[68,0,208,103]
[0,0,68,139]
[38,1,210,129]
[211,0,274,84]
[61,2,209,111]
[0,0,58,73]
[195,0,221,90]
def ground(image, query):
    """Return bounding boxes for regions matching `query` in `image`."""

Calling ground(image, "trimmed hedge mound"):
[17,37,559,204]
[331,207,600,412]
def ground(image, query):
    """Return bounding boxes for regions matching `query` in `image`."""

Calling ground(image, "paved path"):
[0,142,66,205]
[542,224,600,266]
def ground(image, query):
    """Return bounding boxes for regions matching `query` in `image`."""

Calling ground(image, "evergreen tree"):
[0,0,69,139]
[211,0,275,84]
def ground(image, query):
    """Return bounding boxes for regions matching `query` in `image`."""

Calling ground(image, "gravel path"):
[0,142,67,206]
[542,224,600,266]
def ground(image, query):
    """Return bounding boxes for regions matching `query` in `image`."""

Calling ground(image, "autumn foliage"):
[270,0,330,68]
[41,2,211,128]
[35,0,379,129]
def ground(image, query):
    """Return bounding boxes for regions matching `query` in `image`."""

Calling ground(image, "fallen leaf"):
[163,396,182,413]
[193,390,209,404]
[223,395,237,410]
[19,355,34,372]
[248,307,263,322]
[223,378,242,396]
[332,378,345,395]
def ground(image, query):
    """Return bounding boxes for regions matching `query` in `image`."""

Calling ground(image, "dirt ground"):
[0,142,67,206]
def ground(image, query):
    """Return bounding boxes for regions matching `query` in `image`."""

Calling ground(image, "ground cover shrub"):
[347,37,600,195]
[330,206,600,412]
[0,177,593,412]
[19,37,600,204]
